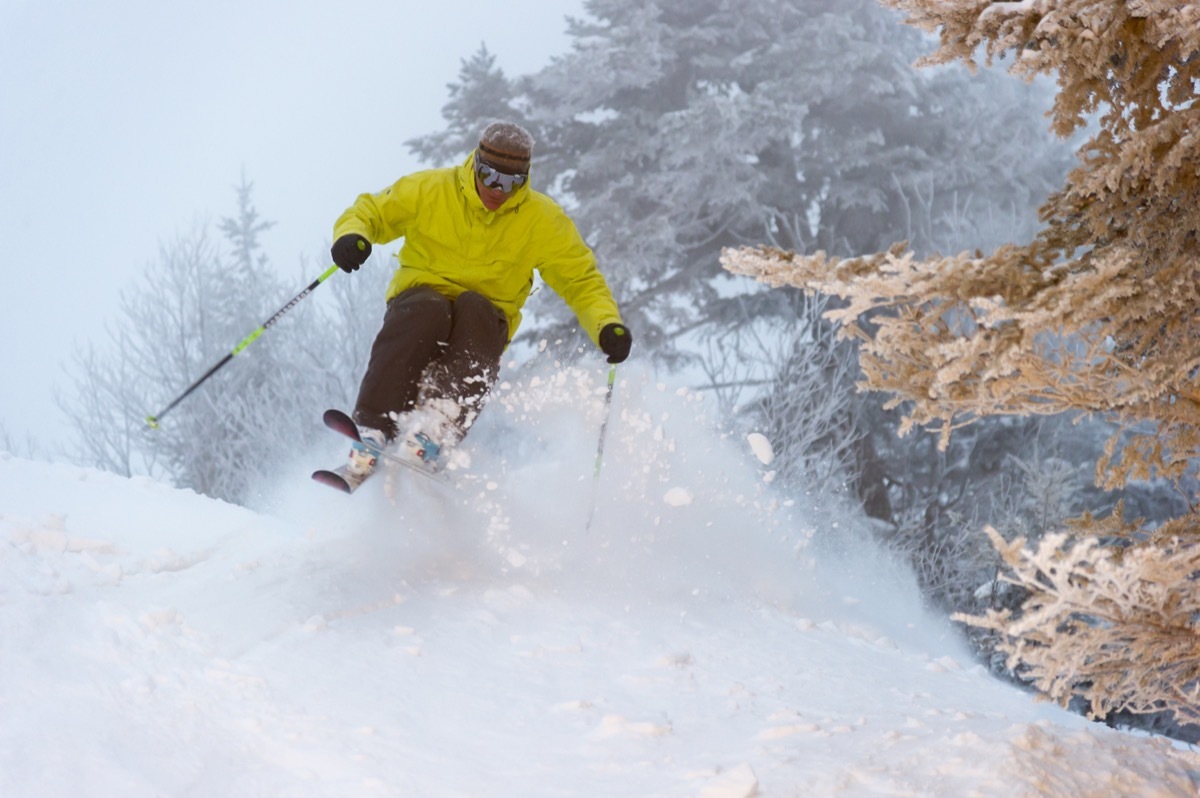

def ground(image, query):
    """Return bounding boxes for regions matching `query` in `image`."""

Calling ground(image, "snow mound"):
[2,365,1197,797]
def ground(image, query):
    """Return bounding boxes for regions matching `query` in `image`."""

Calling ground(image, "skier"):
[328,120,631,485]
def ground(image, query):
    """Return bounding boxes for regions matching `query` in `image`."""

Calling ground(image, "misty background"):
[0,0,584,450]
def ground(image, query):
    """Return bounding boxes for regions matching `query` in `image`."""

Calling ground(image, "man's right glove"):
[599,323,632,364]
[331,233,371,273]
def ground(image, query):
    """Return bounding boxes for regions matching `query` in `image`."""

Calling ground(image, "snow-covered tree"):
[406,44,527,167]
[958,524,1200,725]
[408,0,1068,359]
[62,179,380,505]
[722,0,1200,721]
[697,290,870,501]
[406,0,1070,516]
[63,226,220,480]
[511,0,1066,356]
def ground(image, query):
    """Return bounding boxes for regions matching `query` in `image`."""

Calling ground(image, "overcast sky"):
[0,0,585,454]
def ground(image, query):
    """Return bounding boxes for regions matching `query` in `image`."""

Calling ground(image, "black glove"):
[599,323,632,364]
[331,234,371,273]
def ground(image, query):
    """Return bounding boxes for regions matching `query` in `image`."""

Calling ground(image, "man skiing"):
[327,121,631,487]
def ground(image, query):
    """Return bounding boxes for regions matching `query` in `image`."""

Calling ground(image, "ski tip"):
[322,408,363,443]
[311,469,354,494]
[323,407,353,425]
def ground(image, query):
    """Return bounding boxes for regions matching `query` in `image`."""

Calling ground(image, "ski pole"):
[145,264,340,429]
[584,364,617,532]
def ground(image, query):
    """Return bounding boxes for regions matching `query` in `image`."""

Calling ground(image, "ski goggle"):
[474,151,528,193]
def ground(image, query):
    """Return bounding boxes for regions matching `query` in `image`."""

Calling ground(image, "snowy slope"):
[2,365,1198,797]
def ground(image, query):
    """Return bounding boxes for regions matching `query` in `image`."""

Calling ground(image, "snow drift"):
[2,362,1197,797]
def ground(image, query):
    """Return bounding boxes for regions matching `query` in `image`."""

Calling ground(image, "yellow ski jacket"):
[332,152,623,347]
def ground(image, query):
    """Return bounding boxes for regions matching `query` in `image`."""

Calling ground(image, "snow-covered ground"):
[2,365,1198,797]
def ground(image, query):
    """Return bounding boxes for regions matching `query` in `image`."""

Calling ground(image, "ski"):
[311,408,444,493]
[311,465,367,494]
[321,407,365,443]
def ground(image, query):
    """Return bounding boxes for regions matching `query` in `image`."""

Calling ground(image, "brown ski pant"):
[353,285,509,440]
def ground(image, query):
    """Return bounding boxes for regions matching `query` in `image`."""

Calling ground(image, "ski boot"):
[397,400,463,471]
[342,427,388,489]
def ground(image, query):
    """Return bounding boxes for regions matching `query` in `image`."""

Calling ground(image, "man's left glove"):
[599,323,632,364]
[331,233,371,273]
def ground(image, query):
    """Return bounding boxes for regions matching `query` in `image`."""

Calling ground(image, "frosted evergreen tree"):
[508,0,1068,353]
[723,0,1200,727]
[520,0,1071,521]
[405,0,1073,519]
[406,44,528,167]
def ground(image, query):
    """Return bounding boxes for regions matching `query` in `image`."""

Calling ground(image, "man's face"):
[475,173,511,211]
[473,150,528,211]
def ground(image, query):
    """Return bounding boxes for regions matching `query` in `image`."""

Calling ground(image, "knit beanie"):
[478,121,533,174]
